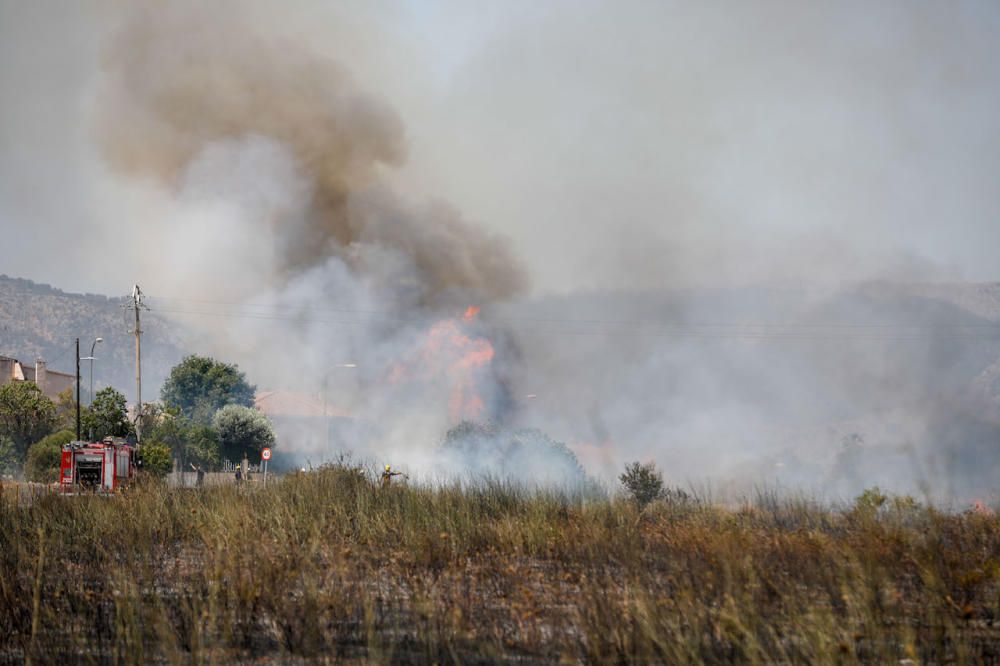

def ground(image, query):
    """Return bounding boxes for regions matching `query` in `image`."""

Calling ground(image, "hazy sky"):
[1,0,999,296]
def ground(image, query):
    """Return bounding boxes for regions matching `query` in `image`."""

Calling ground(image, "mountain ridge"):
[0,273,187,402]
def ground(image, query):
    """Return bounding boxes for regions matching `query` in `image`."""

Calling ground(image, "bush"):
[139,442,173,478]
[620,461,665,508]
[145,410,222,470]
[852,486,888,518]
[213,405,275,463]
[25,429,73,483]
[439,421,587,487]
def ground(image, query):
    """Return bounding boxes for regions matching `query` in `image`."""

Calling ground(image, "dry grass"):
[1,467,998,664]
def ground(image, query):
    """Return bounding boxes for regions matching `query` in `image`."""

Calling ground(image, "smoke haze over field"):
[2,1,1000,498]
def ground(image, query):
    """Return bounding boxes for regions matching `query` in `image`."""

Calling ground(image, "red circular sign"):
[261,448,272,461]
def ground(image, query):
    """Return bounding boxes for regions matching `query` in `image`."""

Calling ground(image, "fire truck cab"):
[59,438,137,492]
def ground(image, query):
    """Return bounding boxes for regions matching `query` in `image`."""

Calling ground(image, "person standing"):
[190,463,205,488]
[381,464,404,488]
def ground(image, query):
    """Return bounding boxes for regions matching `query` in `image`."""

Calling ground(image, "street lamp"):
[88,337,103,406]
[80,337,102,441]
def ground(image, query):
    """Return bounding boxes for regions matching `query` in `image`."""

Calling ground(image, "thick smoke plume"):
[96,2,525,306]
[84,1,537,482]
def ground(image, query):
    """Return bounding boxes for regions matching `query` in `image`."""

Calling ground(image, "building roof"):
[0,355,75,400]
[1,356,73,378]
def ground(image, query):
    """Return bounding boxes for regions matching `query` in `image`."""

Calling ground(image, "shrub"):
[146,410,222,470]
[25,429,73,482]
[439,421,587,487]
[213,405,275,463]
[852,486,888,518]
[620,461,664,508]
[139,442,173,478]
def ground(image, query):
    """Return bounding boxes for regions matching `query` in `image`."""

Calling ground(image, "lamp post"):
[80,337,102,441]
[89,337,103,407]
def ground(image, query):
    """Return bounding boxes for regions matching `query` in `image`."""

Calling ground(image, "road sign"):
[261,448,272,461]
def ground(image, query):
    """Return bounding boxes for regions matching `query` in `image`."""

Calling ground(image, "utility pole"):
[75,337,81,441]
[131,285,145,444]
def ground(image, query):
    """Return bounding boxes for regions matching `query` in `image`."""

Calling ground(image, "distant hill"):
[496,280,1000,496]
[0,274,188,402]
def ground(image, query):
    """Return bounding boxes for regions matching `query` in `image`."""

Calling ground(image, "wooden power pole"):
[132,285,145,443]
[75,337,81,441]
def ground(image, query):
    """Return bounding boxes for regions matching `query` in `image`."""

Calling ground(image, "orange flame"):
[386,310,495,423]
[972,500,994,516]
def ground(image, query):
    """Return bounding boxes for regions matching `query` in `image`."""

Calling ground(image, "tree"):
[145,409,222,470]
[161,355,256,423]
[82,387,132,441]
[0,382,57,461]
[136,402,164,441]
[55,387,78,430]
[185,424,221,468]
[213,405,275,463]
[143,406,184,450]
[25,429,74,483]
[139,443,172,478]
[620,461,665,509]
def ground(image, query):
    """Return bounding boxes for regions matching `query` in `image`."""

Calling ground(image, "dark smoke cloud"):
[95,1,525,305]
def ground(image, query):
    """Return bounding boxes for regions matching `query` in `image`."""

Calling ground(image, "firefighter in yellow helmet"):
[380,464,404,488]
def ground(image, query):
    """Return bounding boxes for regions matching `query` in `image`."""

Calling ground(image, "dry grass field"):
[1,467,998,664]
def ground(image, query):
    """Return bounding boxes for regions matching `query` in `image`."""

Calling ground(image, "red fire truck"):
[59,438,138,492]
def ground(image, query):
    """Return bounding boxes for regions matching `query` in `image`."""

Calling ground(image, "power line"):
[46,341,76,369]
[147,305,1000,342]
[145,294,1000,332]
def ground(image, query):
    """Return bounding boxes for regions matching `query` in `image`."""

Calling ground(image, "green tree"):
[0,382,57,461]
[54,386,78,430]
[185,424,221,468]
[161,355,256,423]
[25,429,74,483]
[213,405,275,463]
[82,387,132,441]
[136,402,164,441]
[144,407,185,451]
[139,442,173,478]
[620,461,665,509]
[145,409,222,470]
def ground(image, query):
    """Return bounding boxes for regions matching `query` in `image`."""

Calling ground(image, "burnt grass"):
[1,468,999,664]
